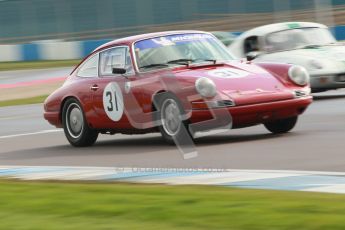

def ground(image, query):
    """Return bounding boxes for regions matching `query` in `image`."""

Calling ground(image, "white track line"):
[1,165,345,176]
[0,129,62,139]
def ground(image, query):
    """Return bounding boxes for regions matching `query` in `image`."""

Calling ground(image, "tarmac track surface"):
[0,91,344,171]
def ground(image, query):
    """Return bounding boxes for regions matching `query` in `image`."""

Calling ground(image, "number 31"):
[106,91,118,112]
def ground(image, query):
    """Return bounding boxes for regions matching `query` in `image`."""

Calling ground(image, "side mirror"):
[112,67,126,75]
[246,51,261,61]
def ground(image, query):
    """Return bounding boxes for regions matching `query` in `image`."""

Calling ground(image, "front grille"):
[336,74,345,82]
[294,90,307,97]
[217,100,236,107]
[192,100,236,110]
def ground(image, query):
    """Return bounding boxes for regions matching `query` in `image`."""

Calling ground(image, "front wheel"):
[154,93,191,145]
[264,116,298,134]
[62,98,98,147]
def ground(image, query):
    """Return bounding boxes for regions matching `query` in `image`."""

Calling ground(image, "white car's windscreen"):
[265,27,336,52]
[134,33,234,71]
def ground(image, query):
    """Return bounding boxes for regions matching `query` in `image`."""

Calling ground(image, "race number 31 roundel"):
[103,82,124,121]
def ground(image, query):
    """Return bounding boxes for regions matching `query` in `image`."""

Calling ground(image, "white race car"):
[229,22,345,92]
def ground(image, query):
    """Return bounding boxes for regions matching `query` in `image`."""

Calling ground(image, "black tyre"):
[264,116,298,134]
[62,98,98,147]
[154,93,191,145]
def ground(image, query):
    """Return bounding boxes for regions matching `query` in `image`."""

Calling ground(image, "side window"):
[99,47,134,76]
[77,54,99,78]
[244,36,259,54]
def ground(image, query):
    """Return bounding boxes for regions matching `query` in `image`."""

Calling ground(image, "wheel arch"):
[151,90,169,111]
[151,90,191,120]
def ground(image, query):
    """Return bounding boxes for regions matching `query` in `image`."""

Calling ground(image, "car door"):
[91,46,139,129]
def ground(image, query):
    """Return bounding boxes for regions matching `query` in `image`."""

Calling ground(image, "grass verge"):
[0,59,80,71]
[0,95,47,107]
[0,180,345,229]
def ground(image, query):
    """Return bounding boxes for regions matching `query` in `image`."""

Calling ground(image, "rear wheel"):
[62,98,98,147]
[264,116,298,134]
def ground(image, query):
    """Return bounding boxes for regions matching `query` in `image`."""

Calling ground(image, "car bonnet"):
[173,61,287,92]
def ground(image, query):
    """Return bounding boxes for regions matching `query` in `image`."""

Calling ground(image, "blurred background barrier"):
[0,0,344,61]
[1,25,345,62]
[0,39,112,62]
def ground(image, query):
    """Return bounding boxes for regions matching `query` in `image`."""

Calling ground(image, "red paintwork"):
[44,31,312,134]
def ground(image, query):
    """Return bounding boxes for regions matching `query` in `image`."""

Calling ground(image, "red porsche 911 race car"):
[44,31,312,147]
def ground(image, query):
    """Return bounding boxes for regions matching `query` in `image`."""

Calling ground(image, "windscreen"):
[265,27,336,52]
[134,33,234,71]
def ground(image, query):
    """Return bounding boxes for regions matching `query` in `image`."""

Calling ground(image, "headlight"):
[195,77,217,98]
[288,65,310,86]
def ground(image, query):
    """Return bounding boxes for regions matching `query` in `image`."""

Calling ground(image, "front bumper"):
[190,96,312,128]
[310,74,345,90]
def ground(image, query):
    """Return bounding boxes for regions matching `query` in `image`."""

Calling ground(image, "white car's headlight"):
[195,77,217,98]
[288,65,310,86]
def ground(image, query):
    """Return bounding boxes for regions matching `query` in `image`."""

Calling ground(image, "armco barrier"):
[0,26,344,62]
[0,39,111,62]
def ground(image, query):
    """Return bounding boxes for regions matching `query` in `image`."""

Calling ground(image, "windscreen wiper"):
[139,63,169,69]
[140,59,218,70]
[195,59,217,64]
[166,59,194,65]
[167,58,217,66]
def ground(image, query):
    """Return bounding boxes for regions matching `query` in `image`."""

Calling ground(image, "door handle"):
[90,84,99,91]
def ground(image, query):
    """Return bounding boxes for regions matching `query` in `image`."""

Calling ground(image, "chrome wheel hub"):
[66,103,84,138]
[161,99,181,136]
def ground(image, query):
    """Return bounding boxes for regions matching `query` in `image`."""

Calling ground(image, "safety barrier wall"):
[0,39,111,62]
[0,26,344,62]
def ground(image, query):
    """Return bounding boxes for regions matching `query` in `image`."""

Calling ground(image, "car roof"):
[94,30,208,52]
[239,21,328,37]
